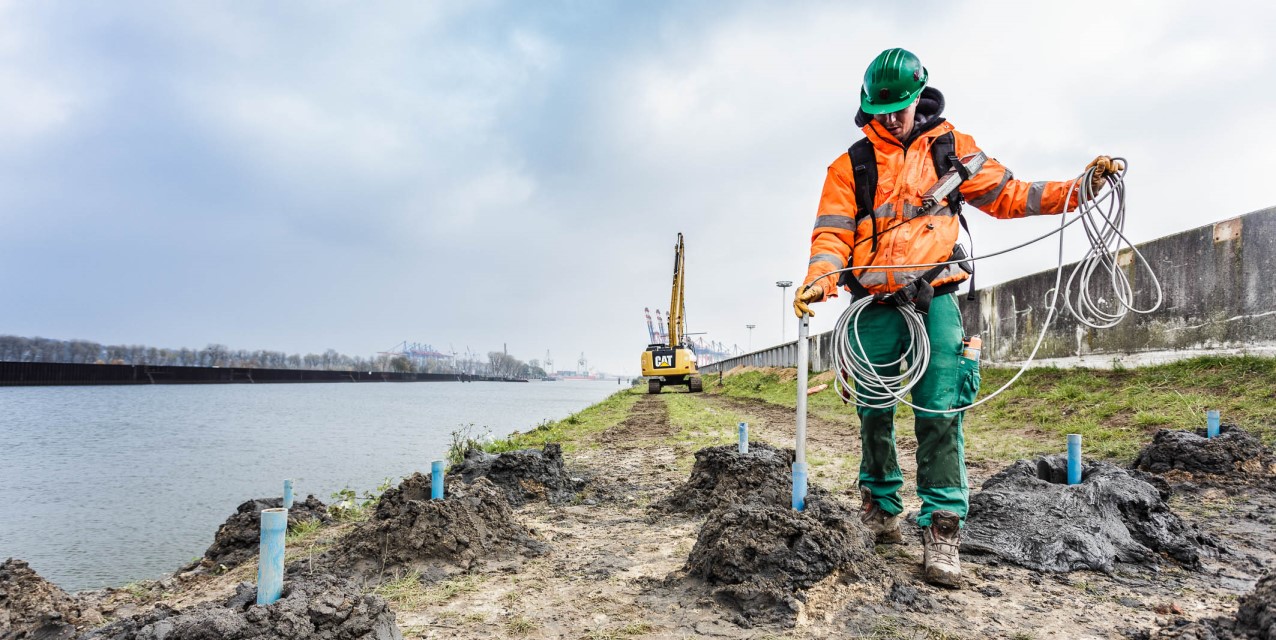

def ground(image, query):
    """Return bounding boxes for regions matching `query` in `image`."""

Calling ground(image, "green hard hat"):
[860,48,928,115]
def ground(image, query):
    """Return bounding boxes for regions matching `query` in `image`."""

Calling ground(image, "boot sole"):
[923,569,962,588]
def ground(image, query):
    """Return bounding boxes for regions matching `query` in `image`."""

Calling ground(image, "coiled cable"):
[818,159,1160,413]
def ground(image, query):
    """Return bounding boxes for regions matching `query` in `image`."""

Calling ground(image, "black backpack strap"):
[848,138,878,250]
[837,138,878,294]
[930,130,979,300]
[929,131,967,214]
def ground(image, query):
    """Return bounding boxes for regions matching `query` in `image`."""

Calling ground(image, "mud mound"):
[325,474,545,580]
[963,455,1215,573]
[449,443,583,506]
[80,574,401,640]
[203,495,332,568]
[1151,571,1276,639]
[684,491,885,627]
[0,558,95,640]
[1134,426,1275,481]
[656,442,793,513]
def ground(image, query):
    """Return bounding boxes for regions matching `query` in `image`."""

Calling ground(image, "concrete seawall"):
[0,361,526,386]
[702,205,1276,373]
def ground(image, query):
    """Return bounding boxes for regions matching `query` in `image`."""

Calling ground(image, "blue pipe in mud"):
[793,315,810,511]
[283,479,293,509]
[1207,410,1220,438]
[431,460,445,500]
[738,422,748,454]
[256,508,287,605]
[792,462,808,510]
[1067,434,1082,485]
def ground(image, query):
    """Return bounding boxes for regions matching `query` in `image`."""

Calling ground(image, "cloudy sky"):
[1,1,1272,374]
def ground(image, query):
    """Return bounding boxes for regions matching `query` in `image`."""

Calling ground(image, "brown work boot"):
[859,487,903,544]
[921,510,962,587]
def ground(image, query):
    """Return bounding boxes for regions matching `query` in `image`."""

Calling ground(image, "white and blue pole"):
[256,508,287,605]
[431,460,445,500]
[1207,410,1220,438]
[738,422,748,454]
[793,315,810,511]
[282,479,294,509]
[1067,434,1082,485]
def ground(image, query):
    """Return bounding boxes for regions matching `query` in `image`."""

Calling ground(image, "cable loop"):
[827,160,1160,413]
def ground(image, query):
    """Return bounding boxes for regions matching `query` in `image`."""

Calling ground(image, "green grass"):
[285,517,324,543]
[372,572,486,609]
[479,387,643,455]
[711,356,1276,464]
[662,392,749,468]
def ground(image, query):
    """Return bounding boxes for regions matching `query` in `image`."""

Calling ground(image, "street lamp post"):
[746,324,755,352]
[776,281,793,343]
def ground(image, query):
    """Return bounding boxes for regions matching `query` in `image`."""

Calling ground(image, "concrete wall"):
[701,206,1276,373]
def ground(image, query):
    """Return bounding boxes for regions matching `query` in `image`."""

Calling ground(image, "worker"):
[792,47,1121,588]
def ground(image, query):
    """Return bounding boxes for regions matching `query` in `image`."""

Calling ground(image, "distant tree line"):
[0,335,540,378]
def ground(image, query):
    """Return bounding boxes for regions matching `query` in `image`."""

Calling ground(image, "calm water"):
[0,380,622,591]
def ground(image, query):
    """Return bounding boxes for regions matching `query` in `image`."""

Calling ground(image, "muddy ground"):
[9,385,1276,640]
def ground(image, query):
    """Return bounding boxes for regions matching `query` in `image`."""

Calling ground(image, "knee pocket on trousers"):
[956,356,981,408]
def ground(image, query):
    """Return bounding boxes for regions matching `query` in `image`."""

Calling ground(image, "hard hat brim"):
[859,86,923,115]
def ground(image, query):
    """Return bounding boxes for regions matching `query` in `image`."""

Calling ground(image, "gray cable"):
[820,159,1161,412]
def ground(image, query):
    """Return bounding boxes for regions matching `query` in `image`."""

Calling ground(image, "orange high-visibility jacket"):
[804,88,1081,300]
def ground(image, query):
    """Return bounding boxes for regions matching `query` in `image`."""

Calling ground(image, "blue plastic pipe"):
[793,315,810,511]
[431,460,445,500]
[256,508,287,605]
[738,422,748,454]
[1067,434,1082,485]
[792,462,808,510]
[1207,410,1220,438]
[282,479,293,509]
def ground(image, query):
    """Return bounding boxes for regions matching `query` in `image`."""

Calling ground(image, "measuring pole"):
[792,315,810,511]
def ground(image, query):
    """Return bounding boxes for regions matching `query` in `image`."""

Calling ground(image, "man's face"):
[873,99,918,141]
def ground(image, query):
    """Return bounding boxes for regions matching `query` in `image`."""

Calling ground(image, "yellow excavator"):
[641,233,702,394]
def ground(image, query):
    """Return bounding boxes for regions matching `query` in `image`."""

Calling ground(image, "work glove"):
[1085,155,1125,195]
[793,284,822,318]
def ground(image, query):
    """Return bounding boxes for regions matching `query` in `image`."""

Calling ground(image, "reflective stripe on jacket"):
[804,118,1080,299]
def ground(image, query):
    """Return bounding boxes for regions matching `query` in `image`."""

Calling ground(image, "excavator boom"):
[640,232,701,393]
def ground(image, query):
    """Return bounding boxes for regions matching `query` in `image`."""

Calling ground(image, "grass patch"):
[663,393,749,468]
[479,388,642,455]
[711,356,1276,464]
[583,623,654,639]
[372,572,486,609]
[505,615,537,636]
[285,517,324,543]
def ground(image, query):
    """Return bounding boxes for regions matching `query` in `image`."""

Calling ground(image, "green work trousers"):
[851,293,980,527]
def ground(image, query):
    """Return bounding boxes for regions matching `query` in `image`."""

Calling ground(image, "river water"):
[0,380,622,591]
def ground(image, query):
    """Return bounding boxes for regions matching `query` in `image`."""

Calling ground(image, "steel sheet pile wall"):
[701,206,1276,373]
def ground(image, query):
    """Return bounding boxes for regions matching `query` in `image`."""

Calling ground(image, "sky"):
[1,0,1273,375]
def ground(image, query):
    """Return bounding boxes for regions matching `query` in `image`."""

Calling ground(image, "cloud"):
[0,1,1273,373]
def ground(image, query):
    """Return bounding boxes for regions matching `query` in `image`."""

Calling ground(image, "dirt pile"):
[449,443,583,506]
[323,474,545,581]
[1134,425,1275,482]
[1151,571,1276,639]
[656,442,793,513]
[1,558,99,640]
[203,495,332,568]
[962,455,1215,573]
[664,444,886,626]
[79,574,401,640]
[685,491,884,626]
